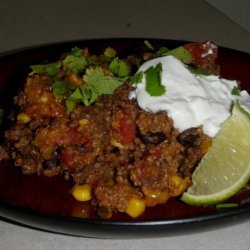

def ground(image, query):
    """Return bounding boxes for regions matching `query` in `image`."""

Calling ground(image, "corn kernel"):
[126,197,145,218]
[146,191,169,206]
[41,146,55,160]
[111,138,124,148]
[39,96,48,103]
[143,187,169,206]
[79,119,89,126]
[169,175,188,197]
[71,184,92,202]
[17,113,31,123]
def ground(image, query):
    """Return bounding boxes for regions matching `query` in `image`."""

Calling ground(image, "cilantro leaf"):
[216,203,239,209]
[66,84,100,112]
[84,67,128,94]
[155,47,170,57]
[62,48,87,74]
[130,72,144,84]
[52,80,73,100]
[145,63,166,96]
[29,62,61,76]
[70,47,82,57]
[109,57,131,77]
[144,40,155,51]
[104,47,116,58]
[163,46,193,64]
[231,86,240,96]
[66,67,128,112]
[188,66,211,76]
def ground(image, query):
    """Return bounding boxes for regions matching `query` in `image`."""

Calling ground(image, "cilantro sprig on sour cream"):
[129,55,250,137]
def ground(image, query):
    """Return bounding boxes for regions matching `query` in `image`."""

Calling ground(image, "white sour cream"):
[129,55,249,137]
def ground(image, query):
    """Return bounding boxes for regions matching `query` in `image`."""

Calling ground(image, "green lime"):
[181,102,250,206]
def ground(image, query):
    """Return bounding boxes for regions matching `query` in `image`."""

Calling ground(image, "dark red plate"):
[0,39,250,238]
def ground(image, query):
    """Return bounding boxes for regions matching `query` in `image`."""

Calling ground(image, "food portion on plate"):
[0,41,249,219]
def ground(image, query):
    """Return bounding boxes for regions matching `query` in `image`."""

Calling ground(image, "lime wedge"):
[181,102,250,205]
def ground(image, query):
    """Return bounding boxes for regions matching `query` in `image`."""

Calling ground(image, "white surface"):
[0,0,250,53]
[206,0,250,33]
[1,220,250,250]
[0,0,250,249]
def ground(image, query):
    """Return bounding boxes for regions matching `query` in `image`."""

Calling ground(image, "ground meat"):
[0,42,214,218]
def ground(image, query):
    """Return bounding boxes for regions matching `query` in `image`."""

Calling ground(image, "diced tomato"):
[61,150,75,170]
[184,42,205,62]
[119,115,135,144]
[150,149,162,159]
[184,42,217,65]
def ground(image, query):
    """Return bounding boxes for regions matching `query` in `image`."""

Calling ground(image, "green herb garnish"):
[130,63,165,97]
[145,63,166,96]
[130,72,144,84]
[231,86,240,96]
[144,40,155,51]
[162,46,193,64]
[62,47,87,74]
[109,57,130,77]
[66,67,128,112]
[155,47,170,57]
[216,203,239,209]
[29,62,61,77]
[104,47,117,58]
[52,80,73,100]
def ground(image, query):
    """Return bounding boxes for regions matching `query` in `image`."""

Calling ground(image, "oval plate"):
[0,39,250,238]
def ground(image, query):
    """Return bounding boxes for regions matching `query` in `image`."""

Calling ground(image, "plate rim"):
[0,38,250,238]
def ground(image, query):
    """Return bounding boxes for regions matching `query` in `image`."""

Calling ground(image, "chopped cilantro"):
[130,72,144,84]
[66,67,128,112]
[155,47,170,57]
[29,62,61,77]
[216,203,239,209]
[66,86,96,112]
[83,67,128,94]
[62,53,87,74]
[145,63,166,96]
[109,57,130,77]
[188,66,211,76]
[70,47,82,57]
[231,86,240,96]
[52,80,73,100]
[104,47,116,58]
[163,46,193,64]
[144,40,155,51]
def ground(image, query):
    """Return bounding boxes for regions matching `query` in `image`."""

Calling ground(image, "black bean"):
[139,132,166,145]
[177,128,200,147]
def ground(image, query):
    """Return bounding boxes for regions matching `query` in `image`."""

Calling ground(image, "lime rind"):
[181,103,250,206]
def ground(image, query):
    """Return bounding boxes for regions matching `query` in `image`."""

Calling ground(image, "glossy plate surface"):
[0,39,250,238]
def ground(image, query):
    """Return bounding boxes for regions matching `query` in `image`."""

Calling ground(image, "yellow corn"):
[71,184,92,202]
[144,190,169,207]
[41,146,55,160]
[169,175,188,197]
[200,137,212,153]
[79,119,89,126]
[126,197,145,218]
[17,112,31,123]
[110,138,124,148]
[39,96,48,103]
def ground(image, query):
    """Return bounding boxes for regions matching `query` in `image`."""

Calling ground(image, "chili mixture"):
[0,41,218,219]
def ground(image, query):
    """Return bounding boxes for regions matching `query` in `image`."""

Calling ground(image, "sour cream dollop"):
[129,55,249,137]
